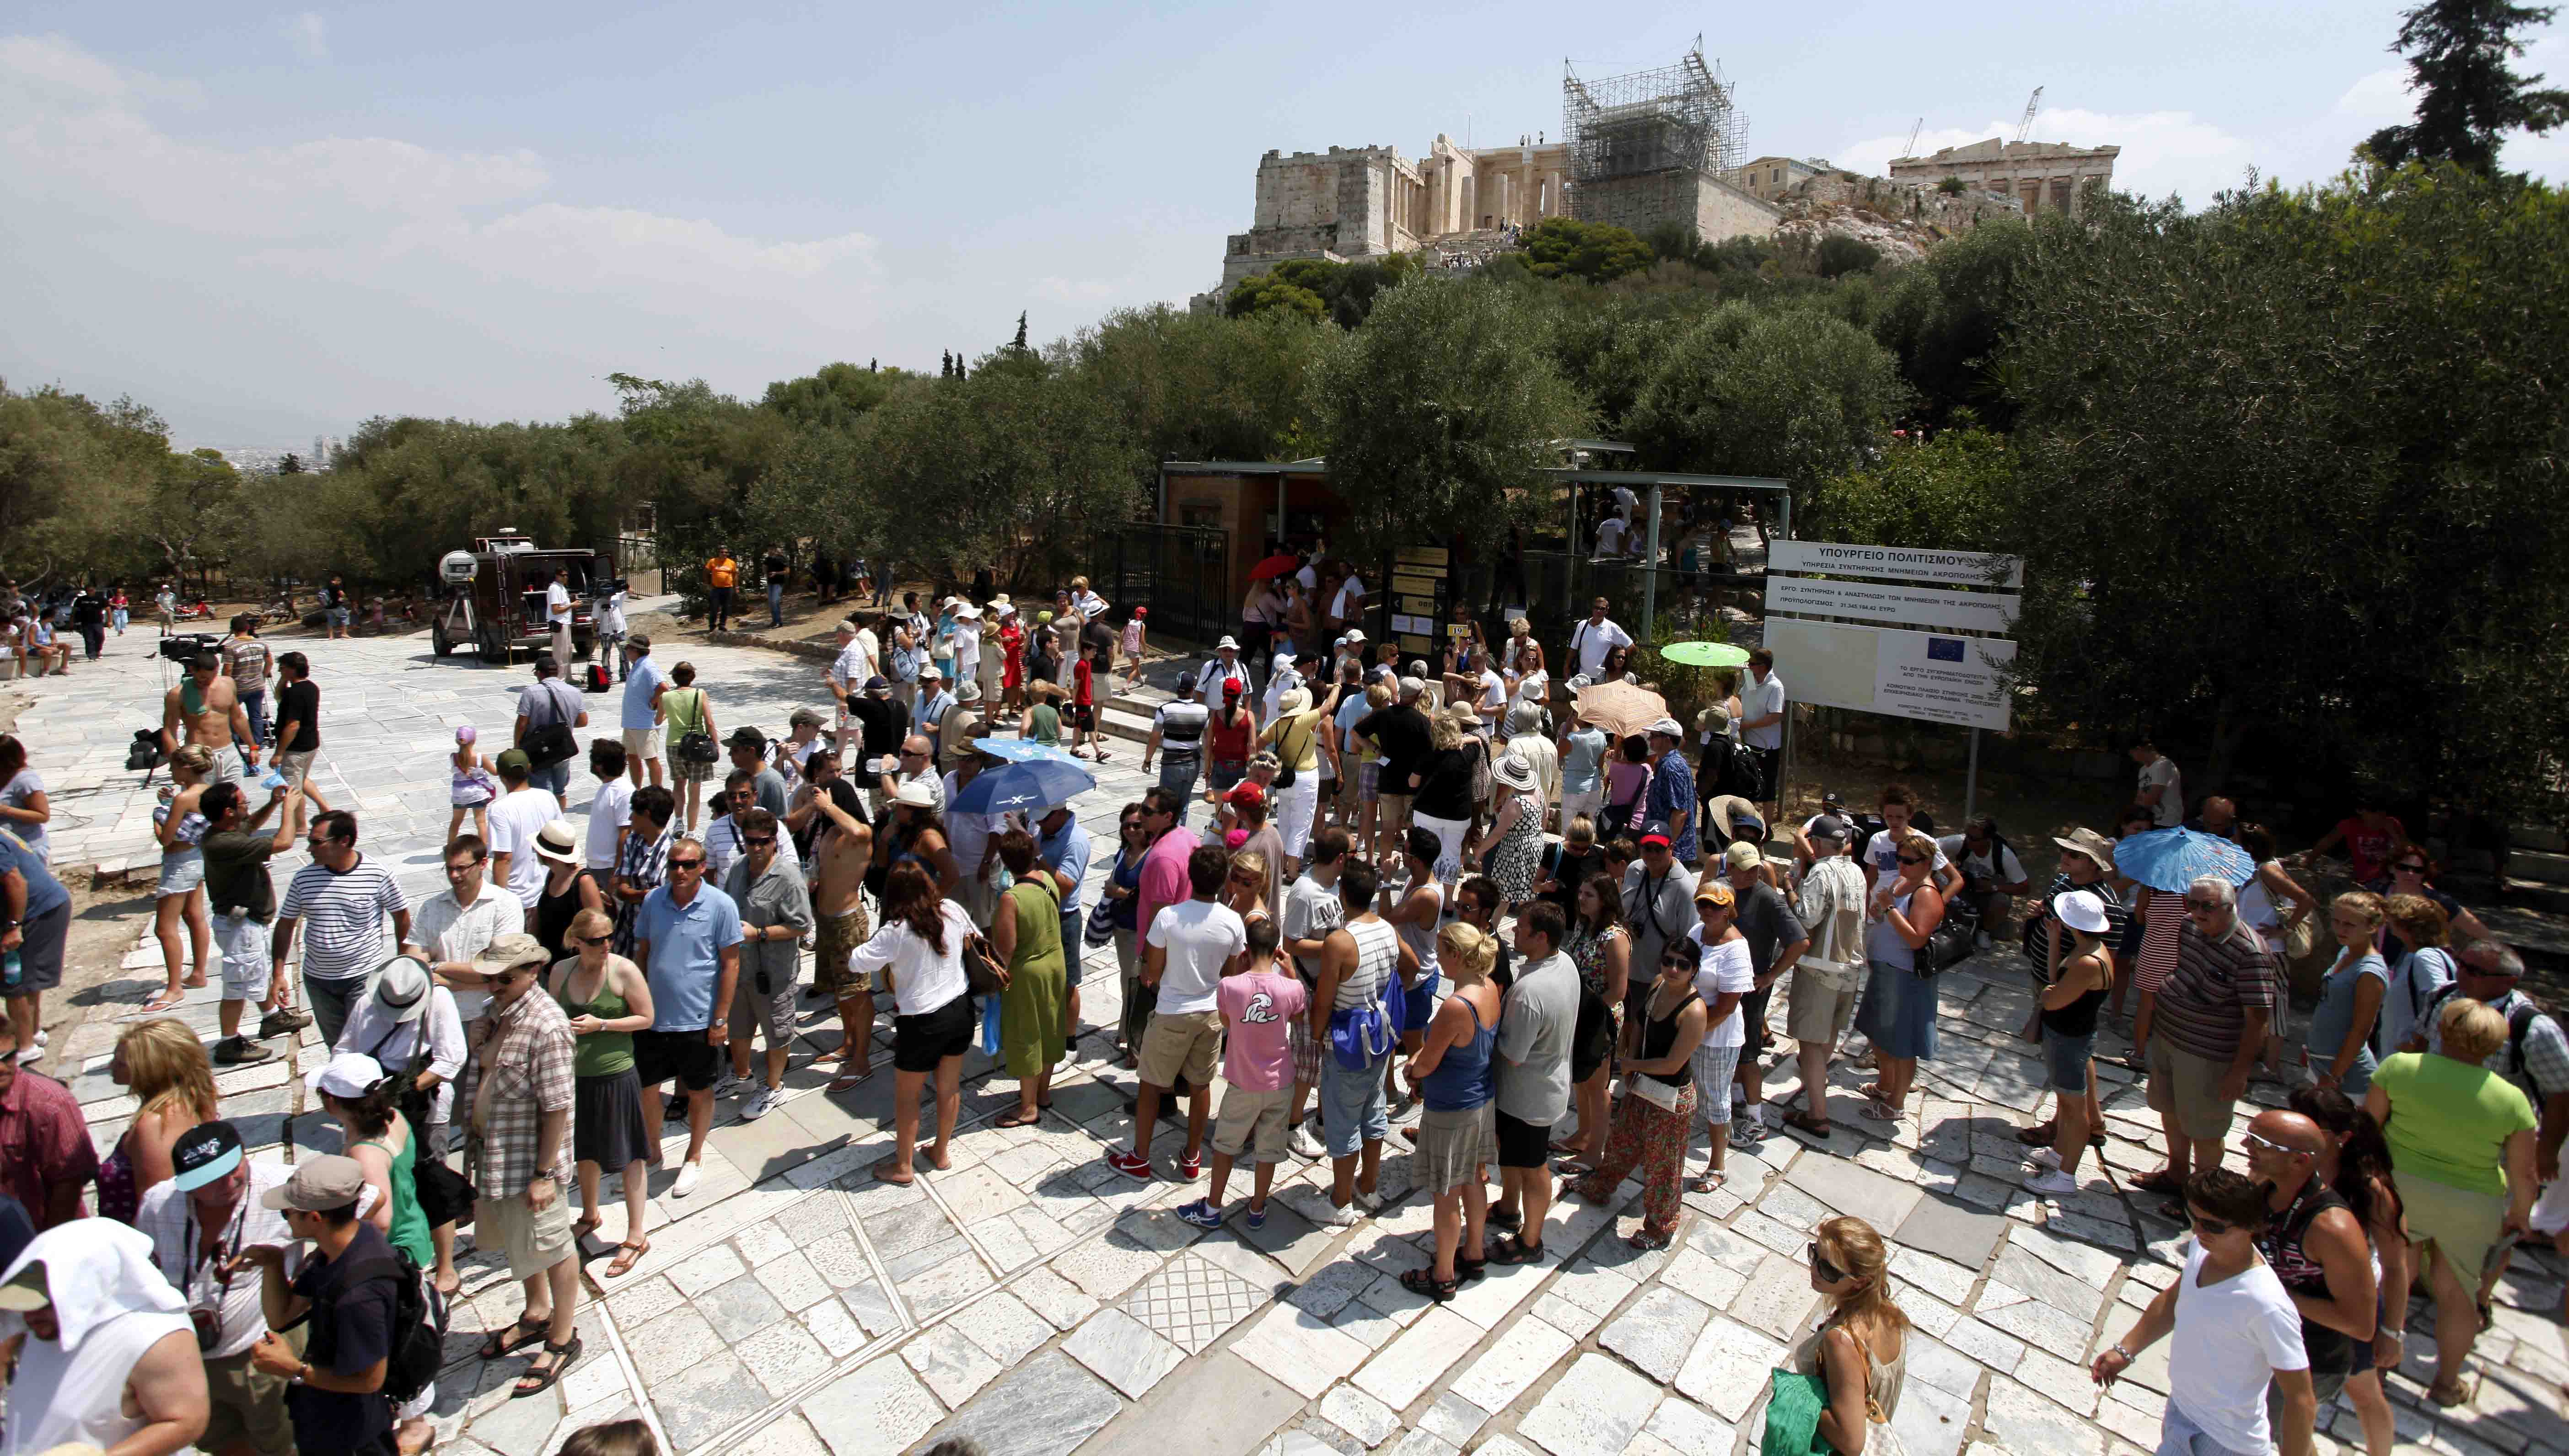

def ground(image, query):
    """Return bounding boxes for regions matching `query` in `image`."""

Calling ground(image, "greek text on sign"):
[1768,540,2024,589]
[1766,576,2019,634]
[1765,619,2016,732]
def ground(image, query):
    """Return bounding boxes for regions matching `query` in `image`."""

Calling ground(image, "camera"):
[159,632,222,663]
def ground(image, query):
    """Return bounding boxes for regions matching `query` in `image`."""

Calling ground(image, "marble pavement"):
[16,614,2567,1456]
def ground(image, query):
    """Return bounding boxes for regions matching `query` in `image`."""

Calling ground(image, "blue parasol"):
[2111,827,2255,894]
[948,740,1097,815]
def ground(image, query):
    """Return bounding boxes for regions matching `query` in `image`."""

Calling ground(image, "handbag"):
[962,931,1007,996]
[1083,895,1119,949]
[1760,1369,1832,1456]
[413,1154,478,1230]
[1628,1073,1686,1113]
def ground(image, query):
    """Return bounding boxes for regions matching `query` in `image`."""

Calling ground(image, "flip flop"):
[605,1240,649,1278]
[826,1071,868,1093]
[138,994,186,1016]
[994,1108,1041,1128]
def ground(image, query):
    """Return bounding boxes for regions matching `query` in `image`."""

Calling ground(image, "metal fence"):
[1101,522,1231,647]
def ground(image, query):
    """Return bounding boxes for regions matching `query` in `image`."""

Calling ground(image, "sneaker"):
[712,1071,747,1099]
[2026,1146,2061,1170]
[1246,1204,1268,1231]
[13,1045,40,1065]
[1321,1202,1364,1228]
[2024,1169,2080,1196]
[212,1036,273,1066]
[1973,931,1993,951]
[671,1162,704,1198]
[1174,1199,1225,1230]
[740,1086,779,1121]
[1729,1117,1767,1149]
[258,1007,312,1038]
[1106,1149,1155,1181]
[1290,1120,1327,1160]
[1175,1151,1203,1180]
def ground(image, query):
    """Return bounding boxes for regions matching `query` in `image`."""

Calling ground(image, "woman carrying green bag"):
[1764,1215,1912,1456]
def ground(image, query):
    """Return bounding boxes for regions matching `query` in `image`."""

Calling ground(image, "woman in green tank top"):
[547,907,658,1276]
[659,659,719,833]
[316,1054,435,1268]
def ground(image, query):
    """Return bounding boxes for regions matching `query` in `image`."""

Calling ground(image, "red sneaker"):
[1106,1149,1155,1181]
[1175,1151,1203,1180]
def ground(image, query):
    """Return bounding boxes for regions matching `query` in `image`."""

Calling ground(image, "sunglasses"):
[670,859,705,871]
[1806,1242,1845,1283]
[2393,862,2428,874]
[1896,854,1927,866]
[2239,1130,2307,1158]
[578,934,611,947]
[2183,898,2224,912]
[2186,1211,2236,1237]
[743,835,776,846]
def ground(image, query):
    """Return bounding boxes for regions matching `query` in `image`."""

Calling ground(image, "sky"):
[3,2,2563,449]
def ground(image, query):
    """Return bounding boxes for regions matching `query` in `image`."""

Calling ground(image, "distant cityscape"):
[186,435,343,474]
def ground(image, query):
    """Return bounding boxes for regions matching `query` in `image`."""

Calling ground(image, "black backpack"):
[2421,984,2542,1087]
[1712,739,1765,802]
[313,1244,448,1404]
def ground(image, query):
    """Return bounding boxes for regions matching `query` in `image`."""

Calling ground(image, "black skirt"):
[573,1069,650,1171]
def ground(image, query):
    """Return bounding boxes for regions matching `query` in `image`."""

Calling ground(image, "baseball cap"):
[1646,717,1684,738]
[368,955,434,1023]
[169,1119,246,1193]
[1341,629,1366,644]
[1725,842,1765,871]
[790,707,826,729]
[1225,781,1267,808]
[304,1051,387,1103]
[1809,814,1851,842]
[1397,675,1424,699]
[494,748,532,776]
[260,1154,369,1213]
[725,726,767,751]
[918,664,943,681]
[864,675,891,695]
[1639,831,1673,851]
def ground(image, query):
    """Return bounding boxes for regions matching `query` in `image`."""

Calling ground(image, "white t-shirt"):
[1330,577,1365,621]
[849,901,973,1018]
[1568,618,1632,678]
[486,787,561,907]
[597,589,627,636]
[2166,1241,2309,1454]
[1595,518,1628,558]
[2140,756,2184,828]
[1935,833,2024,886]
[586,778,634,872]
[1741,671,1786,751]
[1612,485,1639,521]
[1687,930,1757,1050]
[1146,899,1248,1016]
[1281,873,1344,983]
[1863,829,1951,883]
[1475,669,1507,724]
[546,581,572,626]
[1199,657,1252,709]
[951,616,983,670]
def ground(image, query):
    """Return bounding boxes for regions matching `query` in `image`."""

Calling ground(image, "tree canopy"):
[2364,0,2569,174]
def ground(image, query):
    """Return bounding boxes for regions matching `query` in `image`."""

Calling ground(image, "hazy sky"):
[4,2,2561,447]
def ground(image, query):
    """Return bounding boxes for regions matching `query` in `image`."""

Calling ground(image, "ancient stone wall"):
[1574,169,1781,243]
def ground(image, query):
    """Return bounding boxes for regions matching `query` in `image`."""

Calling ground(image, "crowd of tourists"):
[0,561,2562,1456]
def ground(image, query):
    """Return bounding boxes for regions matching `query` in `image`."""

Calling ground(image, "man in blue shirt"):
[631,835,742,1198]
[0,823,71,1065]
[1037,805,1094,1056]
[915,667,956,745]
[1643,717,1698,867]
[620,633,668,790]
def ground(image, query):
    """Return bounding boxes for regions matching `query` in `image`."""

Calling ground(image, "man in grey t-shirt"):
[1489,901,1578,1263]
[1281,828,1350,1160]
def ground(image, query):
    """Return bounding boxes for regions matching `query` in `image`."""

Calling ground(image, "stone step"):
[2501,877,2569,915]
[2509,848,2569,886]
[1102,705,1155,745]
[2512,823,2566,853]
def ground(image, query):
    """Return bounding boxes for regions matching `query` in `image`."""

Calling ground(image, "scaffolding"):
[1562,42,1745,188]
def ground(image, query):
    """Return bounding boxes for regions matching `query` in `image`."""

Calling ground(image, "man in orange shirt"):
[704,547,738,632]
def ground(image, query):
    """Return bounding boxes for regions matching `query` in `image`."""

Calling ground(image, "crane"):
[2014,86,2043,144]
[1903,117,1922,159]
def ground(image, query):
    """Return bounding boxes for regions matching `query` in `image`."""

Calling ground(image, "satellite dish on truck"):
[439,551,479,585]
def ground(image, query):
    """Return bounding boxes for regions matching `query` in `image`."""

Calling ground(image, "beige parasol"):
[1571,680,1671,741]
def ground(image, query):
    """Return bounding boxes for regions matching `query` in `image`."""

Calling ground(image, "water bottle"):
[3,948,20,991]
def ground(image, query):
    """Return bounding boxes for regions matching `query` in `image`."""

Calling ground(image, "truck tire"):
[431,619,454,656]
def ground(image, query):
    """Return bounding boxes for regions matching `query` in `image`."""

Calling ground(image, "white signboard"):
[1765,619,2016,731]
[1766,575,2019,635]
[1768,540,2024,589]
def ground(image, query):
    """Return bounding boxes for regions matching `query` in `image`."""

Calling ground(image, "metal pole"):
[1964,727,1980,823]
[1639,483,1664,641]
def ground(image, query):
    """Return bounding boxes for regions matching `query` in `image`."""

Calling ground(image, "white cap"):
[306,1051,389,1103]
[1340,630,1366,644]
[1646,717,1684,737]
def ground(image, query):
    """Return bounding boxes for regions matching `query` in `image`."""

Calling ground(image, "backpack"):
[2372,947,2455,1057]
[2421,984,2542,1087]
[582,662,611,693]
[314,1245,447,1405]
[1711,739,1765,802]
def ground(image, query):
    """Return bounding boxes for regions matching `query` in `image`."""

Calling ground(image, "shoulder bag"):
[521,682,579,769]
[668,689,718,765]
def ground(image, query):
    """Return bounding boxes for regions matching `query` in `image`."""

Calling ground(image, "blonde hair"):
[2333,889,2387,933]
[118,1018,219,1123]
[2385,893,2449,948]
[1564,814,1597,849]
[168,743,216,778]
[1813,1214,1910,1334]
[1365,683,1392,708]
[569,908,614,942]
[1230,850,1269,885]
[1439,922,1498,985]
[1429,712,1464,751]
[2440,996,2510,1065]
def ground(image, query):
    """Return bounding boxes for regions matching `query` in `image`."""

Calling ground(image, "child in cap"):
[449,725,495,843]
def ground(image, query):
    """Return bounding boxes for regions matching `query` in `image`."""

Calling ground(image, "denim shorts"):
[528,760,571,797]
[1320,1052,1389,1158]
[2041,1024,2096,1094]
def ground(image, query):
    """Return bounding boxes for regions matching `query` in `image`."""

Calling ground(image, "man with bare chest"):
[803,777,876,1090]
[164,652,257,784]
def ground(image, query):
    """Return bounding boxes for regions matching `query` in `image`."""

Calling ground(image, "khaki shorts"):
[1377,791,1414,833]
[273,749,317,787]
[1787,961,1863,1045]
[1213,1084,1294,1163]
[1139,1009,1222,1089]
[729,963,800,1045]
[203,1338,301,1456]
[474,1191,576,1279]
[2144,1035,2240,1142]
[622,726,664,762]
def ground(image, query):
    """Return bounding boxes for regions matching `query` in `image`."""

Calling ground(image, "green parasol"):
[1659,640,1751,668]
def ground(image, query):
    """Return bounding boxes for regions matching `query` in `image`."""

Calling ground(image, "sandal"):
[570,1214,602,1242]
[1626,1226,1673,1251]
[2428,1377,2472,1408]
[477,1316,548,1361]
[1687,1172,1727,1194]
[1397,1267,1458,1303]
[1784,1109,1834,1139]
[605,1240,650,1278]
[1485,1233,1548,1266]
[1860,1097,1901,1123]
[512,1335,582,1398]
[2130,1169,2186,1197]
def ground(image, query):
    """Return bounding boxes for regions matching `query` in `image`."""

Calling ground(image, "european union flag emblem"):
[1926,638,1965,662]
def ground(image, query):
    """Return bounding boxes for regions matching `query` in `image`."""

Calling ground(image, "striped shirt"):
[2154,919,2280,1062]
[280,856,410,981]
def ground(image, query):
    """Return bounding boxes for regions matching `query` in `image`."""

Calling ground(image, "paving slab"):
[923,1349,1123,1456]
[1894,1196,2011,1270]
[1088,1350,1302,1456]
